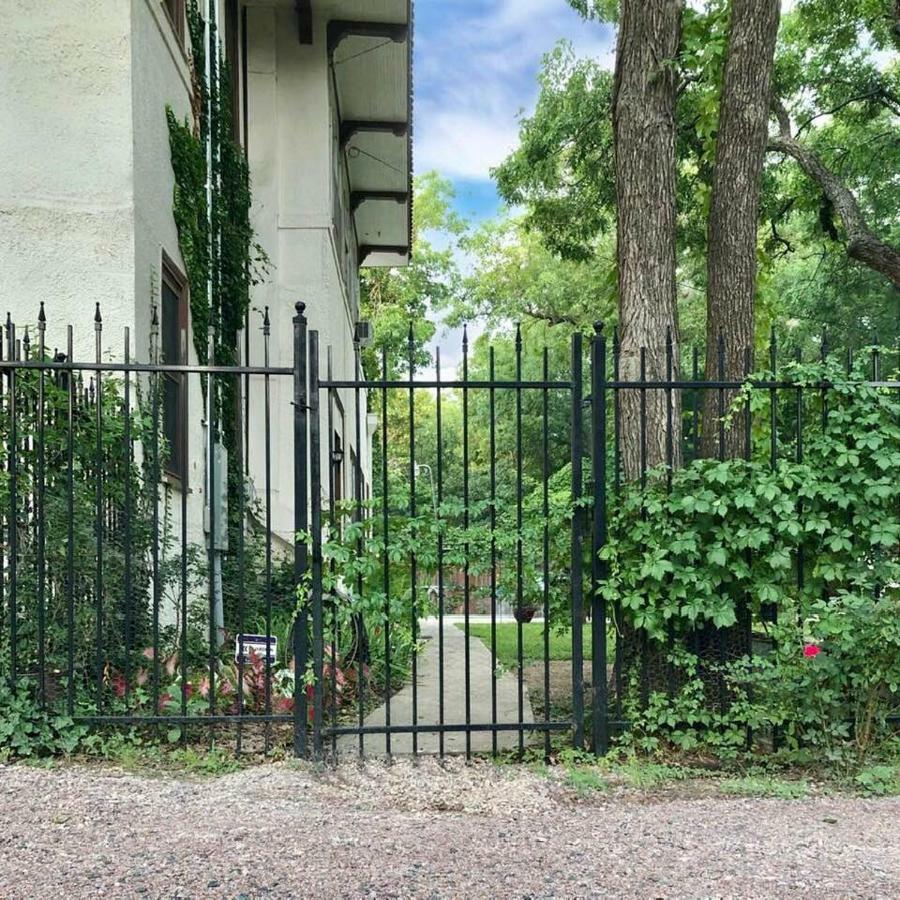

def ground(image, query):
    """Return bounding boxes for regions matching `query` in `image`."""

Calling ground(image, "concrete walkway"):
[337,617,534,756]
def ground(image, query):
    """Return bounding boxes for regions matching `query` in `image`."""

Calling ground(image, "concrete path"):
[337,617,534,756]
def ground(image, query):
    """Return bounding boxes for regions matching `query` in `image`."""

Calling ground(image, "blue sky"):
[413,0,615,223]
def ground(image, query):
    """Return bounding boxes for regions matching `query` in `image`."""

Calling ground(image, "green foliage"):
[167,0,267,371]
[604,356,900,758]
[855,764,900,796]
[493,43,615,263]
[0,359,157,681]
[360,172,466,378]
[494,3,900,355]
[0,680,87,759]
[719,776,809,799]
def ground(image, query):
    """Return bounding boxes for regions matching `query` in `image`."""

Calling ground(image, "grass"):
[459,622,598,667]
[720,776,810,799]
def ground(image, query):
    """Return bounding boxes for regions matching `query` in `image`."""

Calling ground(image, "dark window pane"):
[163,375,182,477]
[161,280,180,364]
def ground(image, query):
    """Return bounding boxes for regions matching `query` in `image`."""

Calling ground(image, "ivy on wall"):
[166,0,269,628]
[166,0,266,373]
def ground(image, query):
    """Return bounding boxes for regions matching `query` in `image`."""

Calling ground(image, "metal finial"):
[38,302,46,328]
[462,323,469,350]
[594,321,604,335]
[515,321,522,351]
[94,302,102,326]
[295,301,306,315]
[263,306,270,335]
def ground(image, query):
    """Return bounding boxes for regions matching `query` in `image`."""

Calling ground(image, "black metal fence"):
[0,304,897,759]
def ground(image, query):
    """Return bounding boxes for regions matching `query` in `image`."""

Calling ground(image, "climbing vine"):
[166,0,266,374]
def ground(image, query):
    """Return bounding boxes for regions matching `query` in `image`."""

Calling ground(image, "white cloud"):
[414,0,615,183]
[414,108,521,180]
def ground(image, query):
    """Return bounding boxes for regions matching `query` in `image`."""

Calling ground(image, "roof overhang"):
[318,1,414,268]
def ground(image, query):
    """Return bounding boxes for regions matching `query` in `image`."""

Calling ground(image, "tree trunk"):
[769,100,900,292]
[702,0,780,459]
[612,0,684,480]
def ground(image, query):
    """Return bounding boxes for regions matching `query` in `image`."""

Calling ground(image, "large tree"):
[611,0,685,477]
[703,0,781,458]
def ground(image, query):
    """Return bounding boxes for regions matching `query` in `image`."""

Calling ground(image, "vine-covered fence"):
[0,305,897,760]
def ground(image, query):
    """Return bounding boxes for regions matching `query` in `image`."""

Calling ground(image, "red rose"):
[803,644,821,658]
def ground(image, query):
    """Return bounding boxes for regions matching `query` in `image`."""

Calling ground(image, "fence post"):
[293,303,309,757]
[570,332,585,749]
[308,330,324,760]
[590,322,608,755]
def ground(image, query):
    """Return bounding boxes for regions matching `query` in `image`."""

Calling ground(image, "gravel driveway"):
[1,760,898,898]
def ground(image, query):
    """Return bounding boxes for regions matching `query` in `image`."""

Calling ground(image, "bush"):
[604,352,900,759]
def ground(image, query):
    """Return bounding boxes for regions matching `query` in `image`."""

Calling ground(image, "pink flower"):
[803,644,821,658]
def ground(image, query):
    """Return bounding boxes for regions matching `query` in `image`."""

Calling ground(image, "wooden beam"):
[359,244,410,261]
[327,20,408,54]
[340,120,408,148]
[351,191,409,213]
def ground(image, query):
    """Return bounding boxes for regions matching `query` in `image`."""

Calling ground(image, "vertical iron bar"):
[94,305,104,709]
[795,346,804,600]
[236,313,248,755]
[820,328,829,431]
[123,327,133,700]
[7,317,16,686]
[639,346,648,710]
[665,329,675,699]
[435,346,446,757]
[381,345,391,757]
[309,331,324,760]
[150,306,161,717]
[692,346,700,462]
[570,332,585,749]
[36,306,46,707]
[206,325,217,740]
[769,326,777,471]
[263,308,273,753]
[353,342,365,757]
[716,334,727,714]
[541,347,551,759]
[612,327,621,494]
[292,303,309,758]
[489,346,498,756]
[613,330,623,720]
[590,323,608,755]
[65,325,74,713]
[179,340,188,742]
[515,324,525,758]
[463,325,472,759]
[326,347,338,759]
[408,325,418,756]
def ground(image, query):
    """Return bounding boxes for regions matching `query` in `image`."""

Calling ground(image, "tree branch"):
[768,100,900,291]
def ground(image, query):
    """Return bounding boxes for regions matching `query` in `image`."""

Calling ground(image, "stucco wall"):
[131,0,208,613]
[0,0,135,359]
[246,5,371,546]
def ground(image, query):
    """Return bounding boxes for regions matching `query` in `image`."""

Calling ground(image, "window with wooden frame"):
[163,0,186,45]
[161,255,188,485]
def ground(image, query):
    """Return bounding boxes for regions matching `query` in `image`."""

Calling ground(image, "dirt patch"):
[523,660,594,719]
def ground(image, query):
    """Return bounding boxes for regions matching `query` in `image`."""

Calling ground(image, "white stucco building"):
[1,1,412,557]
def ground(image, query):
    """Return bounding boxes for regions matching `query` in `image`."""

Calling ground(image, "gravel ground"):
[1,760,898,899]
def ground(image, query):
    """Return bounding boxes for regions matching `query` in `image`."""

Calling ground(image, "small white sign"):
[235,634,277,665]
